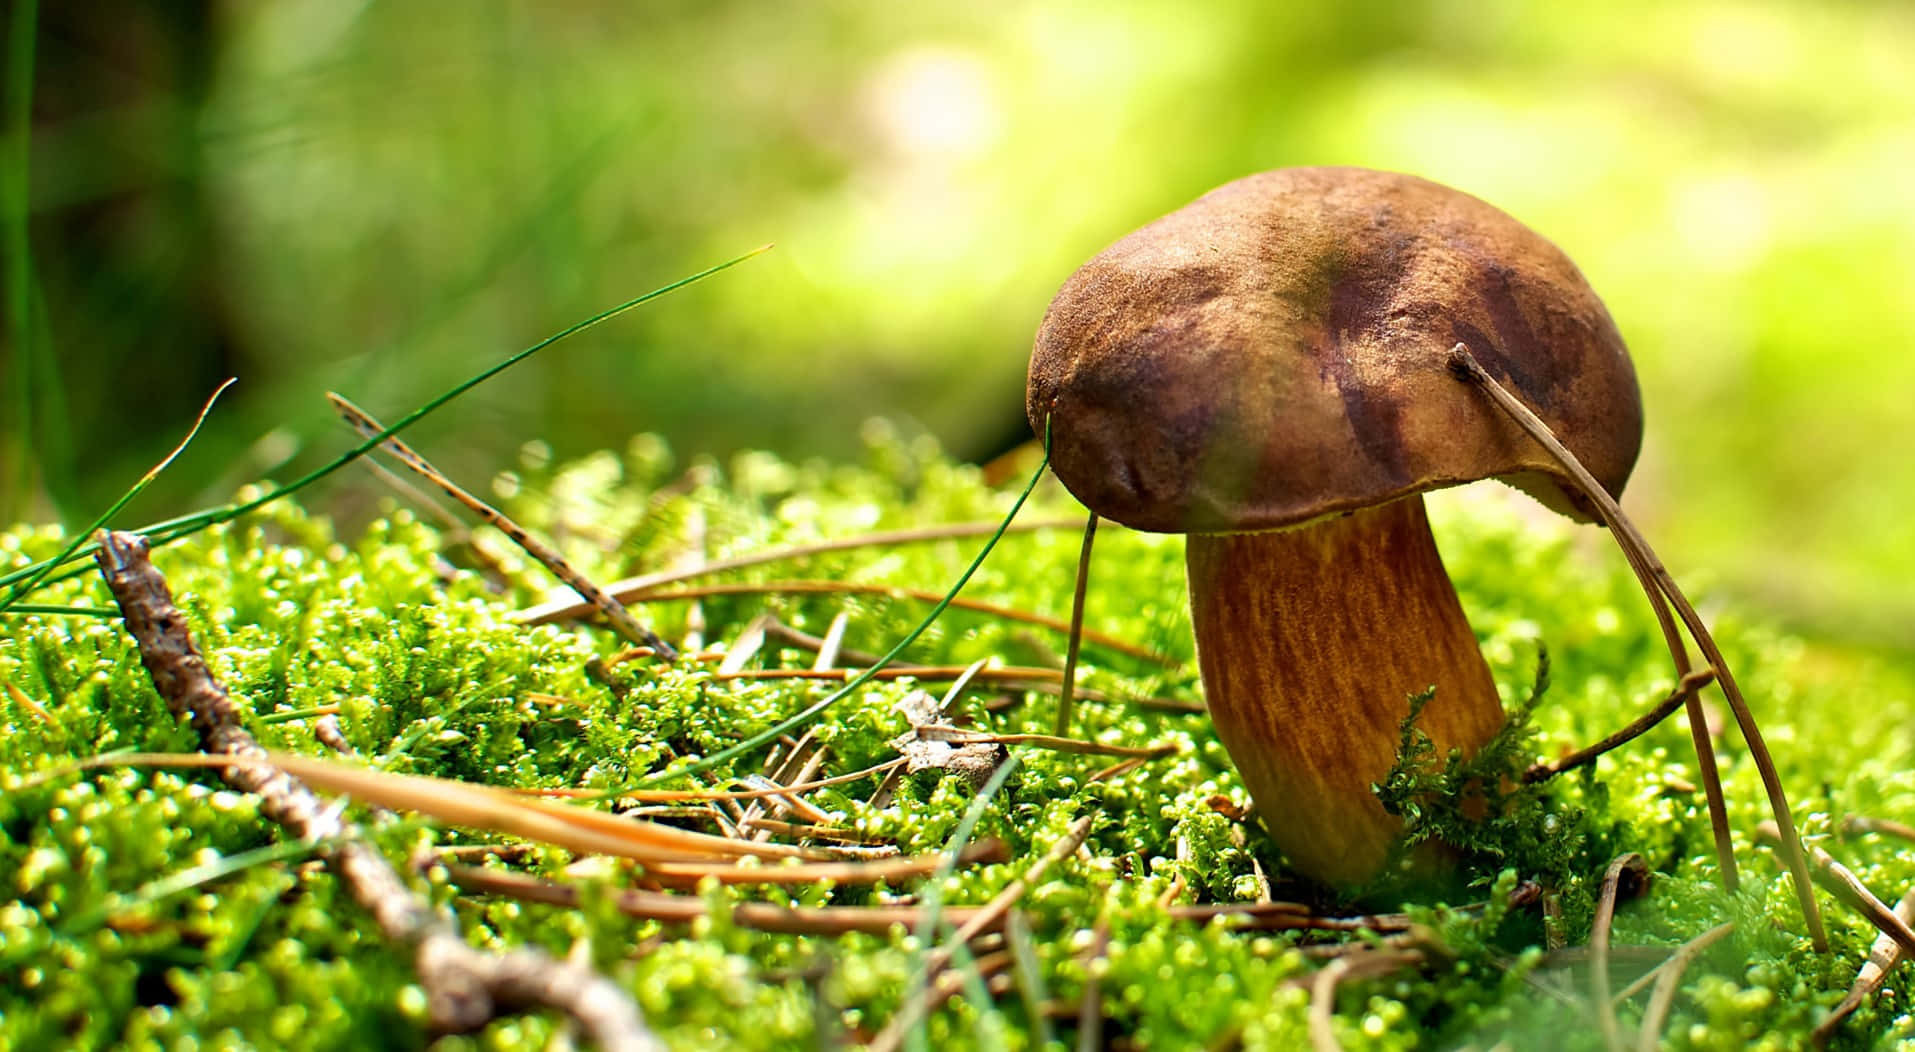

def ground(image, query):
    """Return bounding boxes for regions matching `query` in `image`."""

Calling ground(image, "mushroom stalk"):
[1185,494,1504,886]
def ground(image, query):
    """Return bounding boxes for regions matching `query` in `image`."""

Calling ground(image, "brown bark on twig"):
[1526,669,1716,783]
[95,530,659,1052]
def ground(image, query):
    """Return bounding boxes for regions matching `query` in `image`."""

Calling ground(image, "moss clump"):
[3,430,1913,1048]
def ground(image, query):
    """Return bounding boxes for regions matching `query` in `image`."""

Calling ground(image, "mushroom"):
[1027,166,1642,886]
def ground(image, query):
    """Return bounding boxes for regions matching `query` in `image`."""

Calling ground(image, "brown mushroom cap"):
[1027,166,1642,533]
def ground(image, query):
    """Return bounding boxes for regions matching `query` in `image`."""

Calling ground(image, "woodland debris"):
[95,530,660,1052]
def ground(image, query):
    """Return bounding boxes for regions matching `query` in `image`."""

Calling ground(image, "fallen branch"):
[95,530,659,1051]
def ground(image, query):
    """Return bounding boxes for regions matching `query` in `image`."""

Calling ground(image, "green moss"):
[2,431,1912,1048]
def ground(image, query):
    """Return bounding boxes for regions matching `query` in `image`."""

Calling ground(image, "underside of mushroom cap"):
[1027,166,1643,533]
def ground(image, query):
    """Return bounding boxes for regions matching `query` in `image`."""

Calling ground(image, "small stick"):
[443,863,1415,938]
[1055,512,1100,736]
[1087,756,1149,783]
[1757,821,1915,957]
[622,577,1172,665]
[516,756,906,803]
[617,621,1198,713]
[1526,668,1717,782]
[910,727,1179,761]
[517,518,1085,623]
[327,393,676,658]
[94,530,658,1050]
[1590,853,1651,1052]
[1450,344,1826,945]
[716,664,1063,684]
[1812,890,1915,1046]
[1841,815,1915,844]
[641,840,1007,888]
[1453,345,1739,885]
[3,680,56,725]
[1636,922,1735,1052]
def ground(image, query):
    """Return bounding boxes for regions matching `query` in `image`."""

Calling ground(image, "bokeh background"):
[4,0,1913,651]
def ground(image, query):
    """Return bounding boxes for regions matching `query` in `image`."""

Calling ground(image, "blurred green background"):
[4,0,1913,649]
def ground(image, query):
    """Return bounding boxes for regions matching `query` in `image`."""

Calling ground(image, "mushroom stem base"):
[1186,494,1505,887]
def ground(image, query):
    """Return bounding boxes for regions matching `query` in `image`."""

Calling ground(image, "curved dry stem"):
[1448,349,1735,887]
[1590,853,1650,1052]
[1055,511,1100,736]
[1526,668,1715,783]
[1636,922,1734,1052]
[1449,343,1822,950]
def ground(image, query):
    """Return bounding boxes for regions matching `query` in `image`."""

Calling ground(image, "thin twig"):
[1756,821,1915,957]
[1636,922,1734,1052]
[715,664,1063,684]
[1454,345,1740,885]
[1056,512,1100,736]
[640,840,1006,887]
[1526,668,1717,782]
[94,530,659,1051]
[703,657,1201,714]
[440,864,1408,938]
[910,727,1180,761]
[1590,853,1651,1052]
[519,756,907,803]
[624,576,1170,665]
[1841,815,1915,844]
[328,393,676,658]
[1451,344,1822,941]
[517,518,1084,625]
[1813,890,1915,1046]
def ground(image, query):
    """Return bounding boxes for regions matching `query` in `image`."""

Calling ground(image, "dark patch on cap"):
[1319,240,1414,487]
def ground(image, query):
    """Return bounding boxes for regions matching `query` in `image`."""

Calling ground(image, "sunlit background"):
[5,1,1914,650]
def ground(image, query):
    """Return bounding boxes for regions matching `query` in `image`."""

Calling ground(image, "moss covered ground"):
[3,430,1914,1049]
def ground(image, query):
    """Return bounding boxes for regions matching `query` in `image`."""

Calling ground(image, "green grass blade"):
[59,838,319,937]
[0,604,115,617]
[1,377,235,610]
[0,247,768,600]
